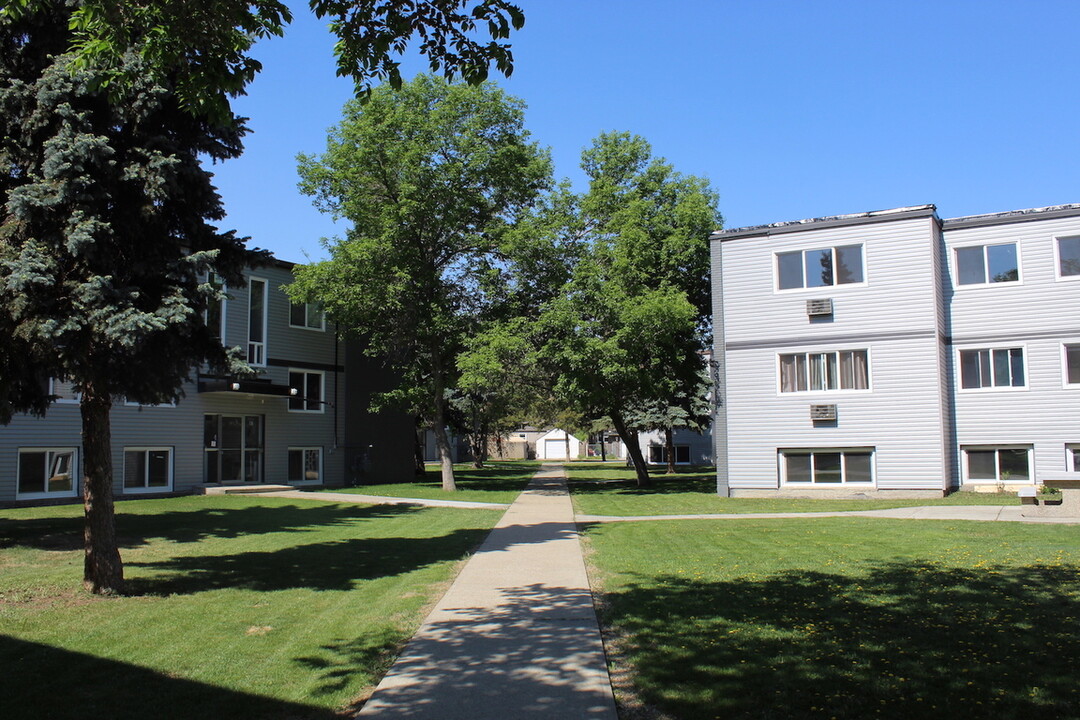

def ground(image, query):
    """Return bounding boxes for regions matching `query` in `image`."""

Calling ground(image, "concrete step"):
[196,484,294,496]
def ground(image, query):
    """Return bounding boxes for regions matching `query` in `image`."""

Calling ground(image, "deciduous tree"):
[288,75,551,490]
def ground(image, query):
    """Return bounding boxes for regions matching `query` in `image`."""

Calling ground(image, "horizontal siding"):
[945,216,1080,339]
[726,337,946,490]
[953,336,1080,484]
[722,216,940,346]
[1,262,347,502]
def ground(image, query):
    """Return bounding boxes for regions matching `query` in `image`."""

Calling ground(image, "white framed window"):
[289,301,325,331]
[776,244,864,291]
[288,447,323,484]
[963,446,1031,484]
[779,448,874,485]
[954,243,1020,286]
[1066,444,1080,472]
[17,448,78,500]
[48,378,80,404]
[779,350,869,393]
[1057,236,1080,280]
[203,273,227,342]
[647,445,691,464]
[958,347,1025,390]
[1063,344,1080,387]
[247,277,268,366]
[123,447,173,492]
[288,370,325,413]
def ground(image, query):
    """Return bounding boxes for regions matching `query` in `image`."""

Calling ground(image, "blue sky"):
[212,1,1080,263]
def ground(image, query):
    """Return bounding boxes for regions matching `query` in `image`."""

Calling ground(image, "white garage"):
[536,428,582,460]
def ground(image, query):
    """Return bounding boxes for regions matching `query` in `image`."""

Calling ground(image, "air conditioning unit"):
[810,404,837,421]
[806,298,833,317]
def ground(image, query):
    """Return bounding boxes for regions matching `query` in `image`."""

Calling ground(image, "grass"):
[0,495,502,719]
[321,461,541,504]
[567,463,1020,516]
[582,517,1080,719]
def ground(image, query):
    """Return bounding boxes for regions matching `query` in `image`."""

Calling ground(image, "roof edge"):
[711,205,938,241]
[942,203,1080,230]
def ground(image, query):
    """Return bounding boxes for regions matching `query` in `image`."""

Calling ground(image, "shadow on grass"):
[125,524,493,595]
[0,501,421,552]
[294,628,404,702]
[0,635,336,720]
[601,560,1080,719]
[567,465,715,495]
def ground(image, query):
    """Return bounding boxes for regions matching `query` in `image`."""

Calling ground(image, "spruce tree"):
[0,4,252,593]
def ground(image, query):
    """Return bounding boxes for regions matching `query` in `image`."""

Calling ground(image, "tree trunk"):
[599,432,607,462]
[469,427,485,469]
[564,431,571,461]
[413,416,426,477]
[430,359,456,491]
[665,426,676,475]
[611,410,650,487]
[80,384,124,594]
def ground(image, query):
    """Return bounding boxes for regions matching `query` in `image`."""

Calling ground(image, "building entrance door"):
[204,414,264,483]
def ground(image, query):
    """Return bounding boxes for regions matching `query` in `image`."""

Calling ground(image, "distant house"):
[711,203,1080,496]
[1,257,413,505]
[535,429,583,460]
[636,428,713,466]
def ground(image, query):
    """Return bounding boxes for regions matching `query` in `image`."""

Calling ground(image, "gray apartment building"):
[711,203,1080,496]
[1,258,412,504]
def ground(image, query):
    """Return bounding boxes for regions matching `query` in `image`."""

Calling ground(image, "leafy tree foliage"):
[0,3,253,593]
[289,75,551,490]
[2,0,525,123]
[530,132,720,486]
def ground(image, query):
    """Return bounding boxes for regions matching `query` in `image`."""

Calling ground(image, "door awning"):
[197,376,297,398]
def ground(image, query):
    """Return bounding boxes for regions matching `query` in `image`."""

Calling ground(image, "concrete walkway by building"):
[356,464,617,719]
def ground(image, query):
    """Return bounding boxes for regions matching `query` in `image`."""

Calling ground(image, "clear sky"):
[211,0,1080,263]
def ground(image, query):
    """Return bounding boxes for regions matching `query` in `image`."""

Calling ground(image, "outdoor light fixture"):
[231,382,240,391]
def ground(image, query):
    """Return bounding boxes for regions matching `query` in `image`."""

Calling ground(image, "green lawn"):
[322,461,540,504]
[567,463,1019,516]
[0,496,501,719]
[583,517,1080,719]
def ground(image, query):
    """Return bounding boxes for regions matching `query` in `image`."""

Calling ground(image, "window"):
[963,446,1030,483]
[777,244,864,290]
[779,350,869,393]
[1066,445,1080,472]
[48,378,80,404]
[955,243,1019,285]
[1065,344,1080,386]
[780,449,874,485]
[959,348,1025,389]
[288,448,322,484]
[17,448,77,499]
[289,302,325,330]
[123,448,172,492]
[647,445,691,464]
[204,414,263,483]
[289,370,324,412]
[247,278,267,365]
[204,273,226,341]
[1058,237,1080,278]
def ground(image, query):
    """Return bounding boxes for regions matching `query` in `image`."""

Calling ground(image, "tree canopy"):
[288,75,551,490]
[1,0,525,122]
[471,132,721,485]
[0,2,255,592]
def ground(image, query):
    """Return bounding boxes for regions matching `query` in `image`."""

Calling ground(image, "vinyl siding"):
[944,215,1080,486]
[719,215,947,492]
[0,263,348,503]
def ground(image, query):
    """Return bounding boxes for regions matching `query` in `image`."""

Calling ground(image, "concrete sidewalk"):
[357,464,617,719]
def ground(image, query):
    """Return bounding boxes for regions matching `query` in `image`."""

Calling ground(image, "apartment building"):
[711,204,1080,496]
[1,258,412,504]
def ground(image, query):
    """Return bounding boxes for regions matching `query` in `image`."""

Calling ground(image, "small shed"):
[536,428,582,460]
